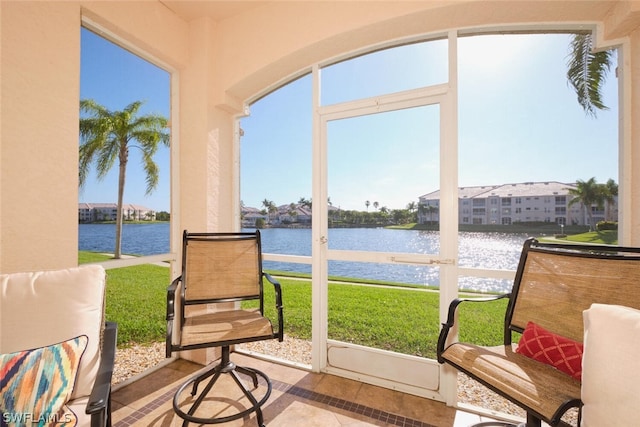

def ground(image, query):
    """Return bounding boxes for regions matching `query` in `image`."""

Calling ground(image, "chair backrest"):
[0,265,107,400]
[506,238,640,344]
[182,231,263,304]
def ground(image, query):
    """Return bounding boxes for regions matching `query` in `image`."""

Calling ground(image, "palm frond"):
[79,99,169,195]
[566,34,613,118]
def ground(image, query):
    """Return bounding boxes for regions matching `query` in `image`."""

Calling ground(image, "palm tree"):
[79,99,169,258]
[567,177,604,230]
[602,178,619,221]
[566,33,614,117]
[288,203,298,223]
[406,201,417,223]
[298,197,312,209]
[261,199,276,224]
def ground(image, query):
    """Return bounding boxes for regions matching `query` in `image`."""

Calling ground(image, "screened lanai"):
[2,1,640,425]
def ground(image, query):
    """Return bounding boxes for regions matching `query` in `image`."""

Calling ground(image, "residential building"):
[240,206,268,228]
[418,181,616,227]
[241,204,314,227]
[78,203,156,223]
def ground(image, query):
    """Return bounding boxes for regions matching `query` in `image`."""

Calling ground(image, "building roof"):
[78,203,154,211]
[419,181,577,200]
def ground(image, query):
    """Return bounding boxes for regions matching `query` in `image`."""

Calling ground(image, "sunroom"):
[2,1,640,426]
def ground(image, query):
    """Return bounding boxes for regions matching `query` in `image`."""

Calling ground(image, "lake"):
[79,223,529,292]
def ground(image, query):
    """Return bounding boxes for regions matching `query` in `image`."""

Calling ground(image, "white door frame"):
[310,32,458,399]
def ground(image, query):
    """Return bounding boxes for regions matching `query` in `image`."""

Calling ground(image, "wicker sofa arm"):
[436,293,510,363]
[86,321,117,427]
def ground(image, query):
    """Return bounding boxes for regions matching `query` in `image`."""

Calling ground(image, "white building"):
[78,203,156,223]
[418,181,616,227]
[241,206,268,228]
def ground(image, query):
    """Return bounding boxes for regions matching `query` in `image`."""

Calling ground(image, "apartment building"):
[78,203,156,223]
[418,181,615,227]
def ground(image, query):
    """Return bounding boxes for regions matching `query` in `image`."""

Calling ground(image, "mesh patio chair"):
[166,230,283,427]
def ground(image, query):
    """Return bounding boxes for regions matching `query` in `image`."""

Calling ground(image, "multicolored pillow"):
[0,335,88,426]
[516,321,583,380]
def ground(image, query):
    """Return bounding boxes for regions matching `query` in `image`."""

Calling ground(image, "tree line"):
[248,197,419,226]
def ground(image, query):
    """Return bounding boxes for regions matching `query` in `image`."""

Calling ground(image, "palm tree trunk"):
[586,206,594,231]
[115,147,128,259]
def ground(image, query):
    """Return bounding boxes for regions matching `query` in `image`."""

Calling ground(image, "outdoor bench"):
[437,237,640,426]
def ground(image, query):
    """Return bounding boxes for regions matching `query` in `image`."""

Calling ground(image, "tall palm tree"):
[602,178,619,221]
[566,33,614,117]
[79,99,169,258]
[261,199,276,224]
[567,177,604,230]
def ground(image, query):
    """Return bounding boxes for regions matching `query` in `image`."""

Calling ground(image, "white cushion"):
[0,265,106,400]
[581,303,640,426]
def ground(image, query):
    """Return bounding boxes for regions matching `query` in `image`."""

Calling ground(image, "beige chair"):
[0,265,116,427]
[166,231,283,427]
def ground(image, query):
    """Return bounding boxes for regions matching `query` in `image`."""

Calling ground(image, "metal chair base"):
[173,347,272,427]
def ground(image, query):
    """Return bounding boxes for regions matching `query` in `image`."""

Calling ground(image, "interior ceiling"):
[160,1,267,22]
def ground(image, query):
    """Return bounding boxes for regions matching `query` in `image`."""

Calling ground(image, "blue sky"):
[80,30,618,213]
[80,28,170,211]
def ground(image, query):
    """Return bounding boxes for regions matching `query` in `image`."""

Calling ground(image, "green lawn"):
[554,229,618,245]
[79,252,170,346]
[259,280,506,359]
[81,251,506,358]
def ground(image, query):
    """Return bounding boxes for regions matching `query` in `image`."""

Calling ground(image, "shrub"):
[596,221,618,231]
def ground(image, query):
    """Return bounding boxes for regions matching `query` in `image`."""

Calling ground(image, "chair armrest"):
[166,276,182,357]
[436,293,510,363]
[167,276,181,322]
[263,272,284,342]
[86,321,117,427]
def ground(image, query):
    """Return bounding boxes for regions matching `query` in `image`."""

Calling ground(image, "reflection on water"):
[79,223,170,255]
[79,224,529,293]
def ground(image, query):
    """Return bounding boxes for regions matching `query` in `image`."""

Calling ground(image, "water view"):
[79,223,530,292]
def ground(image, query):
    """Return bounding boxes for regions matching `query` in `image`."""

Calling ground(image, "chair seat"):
[181,309,274,348]
[441,343,581,423]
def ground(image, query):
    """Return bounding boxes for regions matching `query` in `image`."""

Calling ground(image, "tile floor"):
[110,353,510,427]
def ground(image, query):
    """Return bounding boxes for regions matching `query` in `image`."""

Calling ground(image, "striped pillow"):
[0,335,88,426]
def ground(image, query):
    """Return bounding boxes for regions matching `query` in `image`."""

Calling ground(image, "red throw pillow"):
[516,321,584,380]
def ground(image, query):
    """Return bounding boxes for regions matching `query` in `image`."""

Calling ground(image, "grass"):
[554,229,618,245]
[79,252,170,346]
[81,227,608,356]
[81,250,504,356]
[248,279,507,359]
[78,251,114,264]
[104,264,170,346]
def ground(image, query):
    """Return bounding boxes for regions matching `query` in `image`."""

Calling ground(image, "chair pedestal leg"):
[525,413,542,427]
[173,347,272,427]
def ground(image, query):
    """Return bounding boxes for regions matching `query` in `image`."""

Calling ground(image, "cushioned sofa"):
[0,265,116,427]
